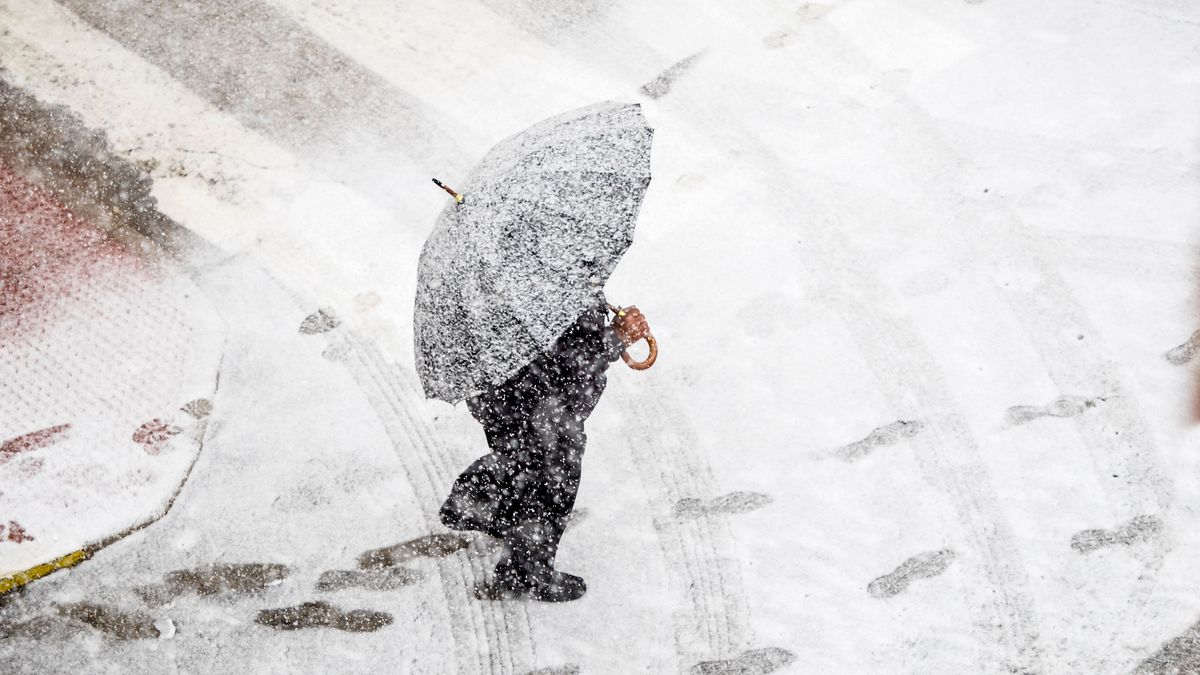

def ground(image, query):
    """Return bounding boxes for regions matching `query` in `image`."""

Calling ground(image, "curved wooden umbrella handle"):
[621,334,658,370]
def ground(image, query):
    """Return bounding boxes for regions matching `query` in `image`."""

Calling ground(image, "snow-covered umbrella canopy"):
[414,101,653,404]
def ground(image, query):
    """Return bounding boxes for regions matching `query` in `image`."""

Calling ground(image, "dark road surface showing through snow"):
[55,0,464,197]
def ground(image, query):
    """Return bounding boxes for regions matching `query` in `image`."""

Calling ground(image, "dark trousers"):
[440,397,586,545]
[438,304,622,567]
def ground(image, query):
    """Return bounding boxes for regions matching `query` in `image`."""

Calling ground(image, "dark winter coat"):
[439,301,624,538]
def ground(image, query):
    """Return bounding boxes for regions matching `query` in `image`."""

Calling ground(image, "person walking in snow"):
[438,301,650,602]
[414,102,658,602]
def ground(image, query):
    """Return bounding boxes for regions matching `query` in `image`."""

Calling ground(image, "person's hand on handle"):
[611,305,657,370]
[612,306,649,346]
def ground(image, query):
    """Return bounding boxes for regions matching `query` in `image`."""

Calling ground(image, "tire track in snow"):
[768,21,1176,670]
[827,272,1042,671]
[691,101,1042,665]
[990,257,1173,673]
[246,259,508,673]
[695,118,1043,668]
[347,341,507,675]
[342,333,537,675]
[1031,231,1198,284]
[247,262,492,672]
[816,50,1175,673]
[612,378,753,671]
[341,338,497,674]
[820,19,1176,504]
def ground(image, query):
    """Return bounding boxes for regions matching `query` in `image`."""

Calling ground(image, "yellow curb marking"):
[0,549,90,595]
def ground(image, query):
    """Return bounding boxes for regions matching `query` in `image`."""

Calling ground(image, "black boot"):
[438,492,504,539]
[494,520,586,602]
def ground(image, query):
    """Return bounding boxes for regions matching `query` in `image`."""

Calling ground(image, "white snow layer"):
[2,0,1200,673]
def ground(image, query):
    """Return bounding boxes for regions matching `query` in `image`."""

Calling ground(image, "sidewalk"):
[0,162,222,585]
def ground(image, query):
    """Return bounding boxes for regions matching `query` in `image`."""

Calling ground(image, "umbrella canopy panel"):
[415,101,652,403]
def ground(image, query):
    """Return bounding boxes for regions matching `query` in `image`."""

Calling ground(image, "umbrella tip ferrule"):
[432,177,465,204]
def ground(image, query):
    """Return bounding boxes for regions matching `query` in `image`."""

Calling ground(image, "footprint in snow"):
[833,419,924,462]
[0,615,85,640]
[640,52,703,100]
[1005,395,1101,425]
[690,647,797,674]
[299,307,339,335]
[1165,329,1200,365]
[674,491,773,519]
[322,342,353,361]
[180,398,212,419]
[256,601,391,632]
[131,418,181,455]
[522,665,580,675]
[868,549,957,599]
[136,562,290,606]
[1071,514,1163,553]
[316,567,424,592]
[56,602,161,640]
[1,424,71,464]
[357,533,472,570]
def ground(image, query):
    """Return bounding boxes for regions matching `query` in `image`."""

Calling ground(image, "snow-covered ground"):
[2,0,1200,673]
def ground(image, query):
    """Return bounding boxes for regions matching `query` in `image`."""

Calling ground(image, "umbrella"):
[414,100,655,404]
